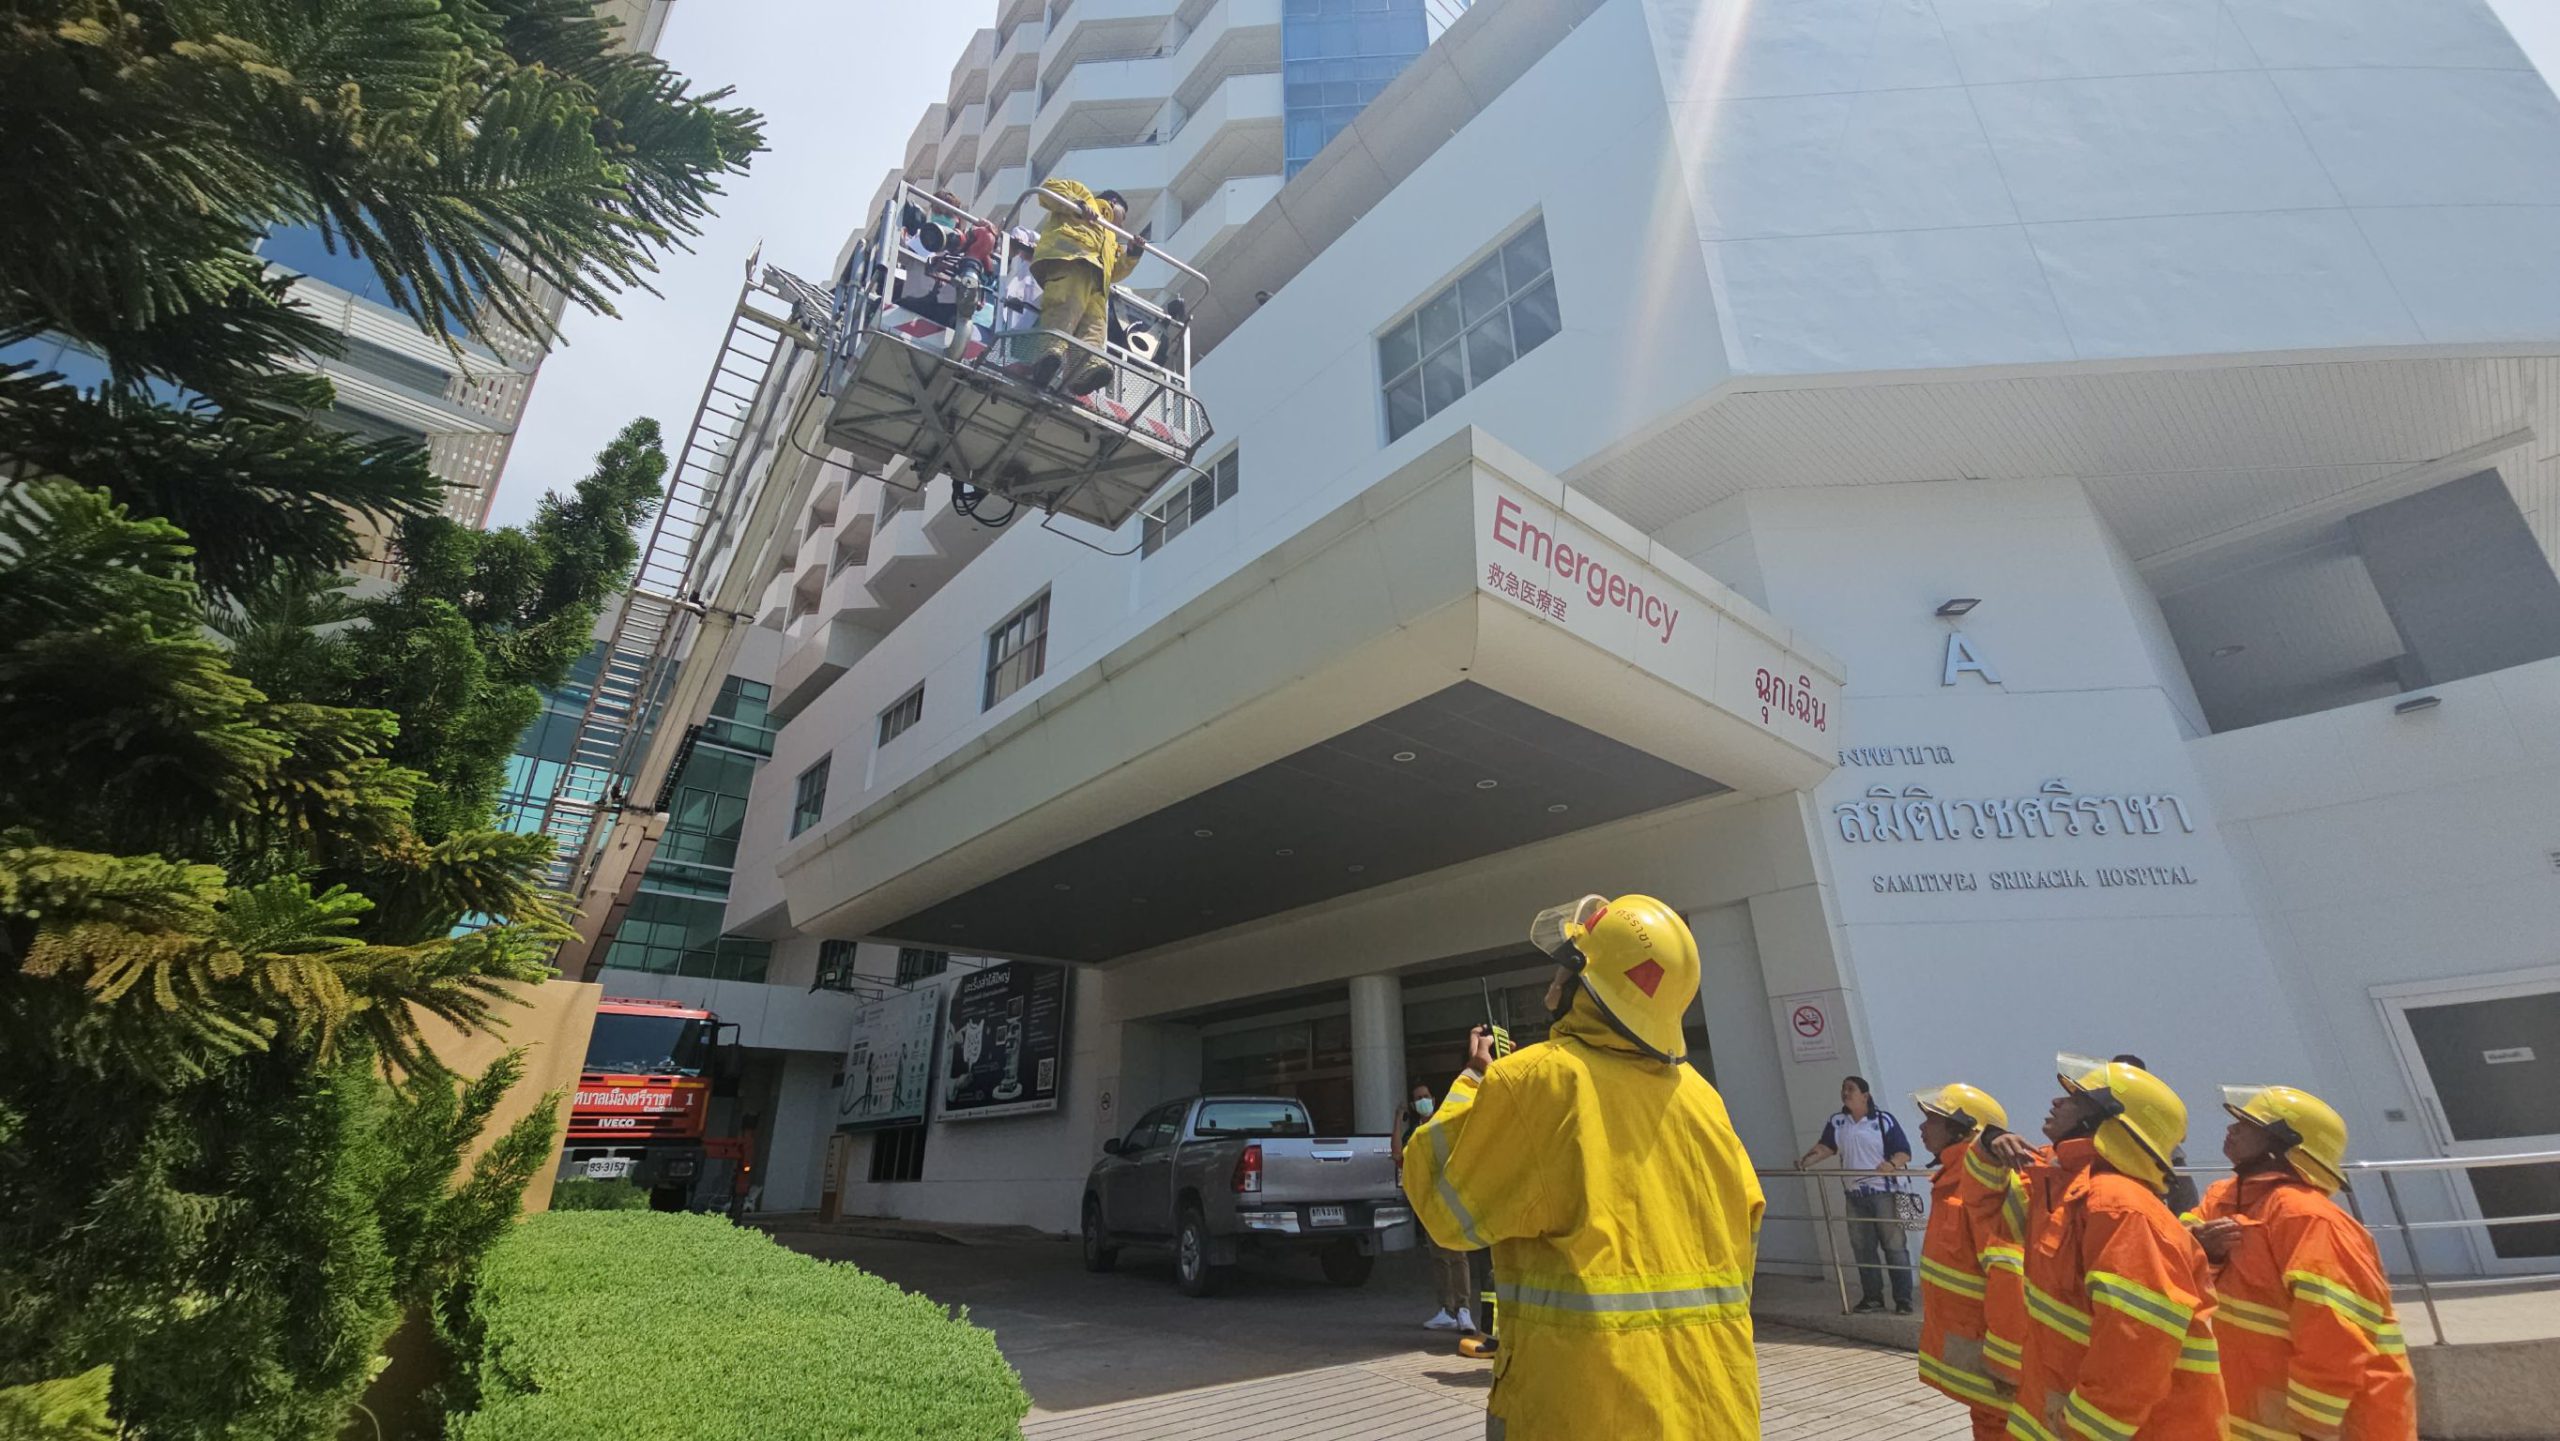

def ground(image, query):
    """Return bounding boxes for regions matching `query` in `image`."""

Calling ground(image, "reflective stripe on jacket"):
[2190,1174,2416,1441]
[1402,1004,1765,1437]
[1919,1139,2003,1413]
[1031,178,1137,284]
[1969,1137,2038,1387]
[2008,1138,2226,1441]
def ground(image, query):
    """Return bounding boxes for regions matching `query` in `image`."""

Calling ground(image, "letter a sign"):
[1942,631,2002,687]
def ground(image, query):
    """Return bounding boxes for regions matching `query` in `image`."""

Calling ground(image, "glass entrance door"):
[2378,967,2560,1272]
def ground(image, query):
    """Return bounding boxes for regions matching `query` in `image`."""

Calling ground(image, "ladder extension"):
[531,263,826,893]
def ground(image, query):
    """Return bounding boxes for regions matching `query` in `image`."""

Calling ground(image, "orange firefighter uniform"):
[1918,1118,2036,1440]
[1967,1136,2037,1394]
[2009,1137,2226,1440]
[1403,895,1765,1438]
[2184,1082,2416,1441]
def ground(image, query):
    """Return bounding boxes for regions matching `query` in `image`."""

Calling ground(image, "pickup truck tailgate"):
[1254,1137,1400,1204]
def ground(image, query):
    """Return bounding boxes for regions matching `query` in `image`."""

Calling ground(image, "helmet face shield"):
[2056,1052,2122,1115]
[1913,1087,1976,1131]
[2222,1084,2303,1147]
[1528,895,1610,968]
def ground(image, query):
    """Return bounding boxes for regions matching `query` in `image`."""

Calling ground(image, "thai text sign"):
[1833,778,2195,843]
[942,962,1069,1121]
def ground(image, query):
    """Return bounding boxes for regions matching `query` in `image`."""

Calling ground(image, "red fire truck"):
[560,997,742,1211]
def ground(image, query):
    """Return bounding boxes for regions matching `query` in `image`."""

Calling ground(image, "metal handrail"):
[1754,1150,2560,1346]
[1000,185,1213,301]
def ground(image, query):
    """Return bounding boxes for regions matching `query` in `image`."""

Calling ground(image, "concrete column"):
[1347,973,1405,1136]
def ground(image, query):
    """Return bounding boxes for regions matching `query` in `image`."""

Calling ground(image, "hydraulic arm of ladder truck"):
[555,280,837,981]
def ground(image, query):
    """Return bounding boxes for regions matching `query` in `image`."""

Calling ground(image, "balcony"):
[905,103,946,178]
[947,27,995,111]
[1041,0,1175,97]
[1031,56,1170,177]
[1130,172,1281,290]
[939,101,986,187]
[1169,0,1279,115]
[1051,72,1281,213]
[982,88,1035,179]
[992,18,1043,101]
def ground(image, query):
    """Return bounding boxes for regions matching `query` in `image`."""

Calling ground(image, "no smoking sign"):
[1780,993,1839,1063]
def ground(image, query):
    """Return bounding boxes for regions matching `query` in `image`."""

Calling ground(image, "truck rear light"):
[1232,1142,1262,1194]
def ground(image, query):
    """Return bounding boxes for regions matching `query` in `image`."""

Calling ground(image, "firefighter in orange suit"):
[2006,1055,2225,1441]
[2185,1086,2416,1440]
[1913,1083,2025,1439]
[1403,895,1764,1439]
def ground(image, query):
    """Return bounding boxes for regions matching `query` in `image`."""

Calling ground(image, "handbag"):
[1893,1183,1927,1232]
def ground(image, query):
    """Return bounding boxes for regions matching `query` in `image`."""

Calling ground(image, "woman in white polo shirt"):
[1796,1075,1916,1314]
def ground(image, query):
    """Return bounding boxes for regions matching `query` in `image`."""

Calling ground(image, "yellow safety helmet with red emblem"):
[1528,894,1699,1063]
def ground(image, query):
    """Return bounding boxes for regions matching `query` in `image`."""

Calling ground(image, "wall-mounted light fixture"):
[2393,695,2441,715]
[1935,598,1982,618]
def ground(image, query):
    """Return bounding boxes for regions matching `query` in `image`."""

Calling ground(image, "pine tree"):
[0,4,763,1432]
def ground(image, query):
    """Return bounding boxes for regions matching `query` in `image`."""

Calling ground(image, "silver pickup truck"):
[1080,1094,1412,1296]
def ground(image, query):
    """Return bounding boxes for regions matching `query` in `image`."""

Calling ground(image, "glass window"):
[1378,218,1556,442]
[791,756,830,837]
[1140,448,1240,559]
[816,938,862,991]
[877,683,925,747]
[983,592,1050,709]
[1193,1099,1316,1137]
[895,947,950,985]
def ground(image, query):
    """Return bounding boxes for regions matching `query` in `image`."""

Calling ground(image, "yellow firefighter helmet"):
[1528,894,1698,1063]
[1913,1083,2010,1137]
[2059,1053,2187,1193]
[2221,1083,2349,1192]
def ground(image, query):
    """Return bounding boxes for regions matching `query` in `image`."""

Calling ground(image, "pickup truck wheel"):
[1319,1241,1375,1287]
[1174,1204,1228,1297]
[1080,1197,1118,1273]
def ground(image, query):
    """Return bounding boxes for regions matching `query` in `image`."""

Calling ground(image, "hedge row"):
[543,1177,651,1211]
[445,1212,1029,1440]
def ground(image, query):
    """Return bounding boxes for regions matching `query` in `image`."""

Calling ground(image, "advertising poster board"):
[836,985,940,1131]
[942,962,1068,1120]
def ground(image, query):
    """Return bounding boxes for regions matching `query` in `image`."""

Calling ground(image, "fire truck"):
[560,997,743,1211]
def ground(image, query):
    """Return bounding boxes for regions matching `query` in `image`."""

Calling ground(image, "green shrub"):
[446,1212,1029,1441]
[544,1178,650,1212]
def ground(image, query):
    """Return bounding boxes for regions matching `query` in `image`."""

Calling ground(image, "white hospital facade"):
[593,0,2560,1279]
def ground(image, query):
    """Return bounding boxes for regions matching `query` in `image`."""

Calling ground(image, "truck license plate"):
[584,1158,635,1180]
[1309,1205,1346,1228]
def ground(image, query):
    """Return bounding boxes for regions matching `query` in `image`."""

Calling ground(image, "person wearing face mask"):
[1402,895,1764,1439]
[1397,1081,1474,1333]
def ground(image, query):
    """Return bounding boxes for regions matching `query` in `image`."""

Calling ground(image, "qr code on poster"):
[1037,1057,1056,1091]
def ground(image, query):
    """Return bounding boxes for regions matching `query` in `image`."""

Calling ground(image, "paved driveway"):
[766,1223,1969,1439]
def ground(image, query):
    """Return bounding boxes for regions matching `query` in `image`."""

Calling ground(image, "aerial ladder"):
[542,186,1216,975]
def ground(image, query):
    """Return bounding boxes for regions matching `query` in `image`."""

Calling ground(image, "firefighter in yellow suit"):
[1403,894,1766,1440]
[1022,178,1141,395]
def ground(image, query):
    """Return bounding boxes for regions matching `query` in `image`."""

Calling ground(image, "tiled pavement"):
[1023,1324,1974,1440]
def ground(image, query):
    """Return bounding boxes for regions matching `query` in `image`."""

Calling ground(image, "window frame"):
[1140,447,1240,558]
[877,682,926,748]
[982,591,1052,711]
[1377,216,1557,444]
[790,754,831,837]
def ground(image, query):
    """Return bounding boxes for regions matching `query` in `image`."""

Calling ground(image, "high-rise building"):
[564,0,2560,1292]
[254,0,681,552]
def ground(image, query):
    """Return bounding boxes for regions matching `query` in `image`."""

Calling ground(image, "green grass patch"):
[445,1212,1029,1440]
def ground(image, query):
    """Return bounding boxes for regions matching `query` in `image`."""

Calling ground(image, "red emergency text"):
[1490,496,1679,643]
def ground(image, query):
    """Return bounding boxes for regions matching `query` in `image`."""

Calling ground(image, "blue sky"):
[487,0,2560,529]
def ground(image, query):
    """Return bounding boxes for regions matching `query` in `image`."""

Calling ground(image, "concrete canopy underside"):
[768,428,1844,963]
[884,682,1728,962]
